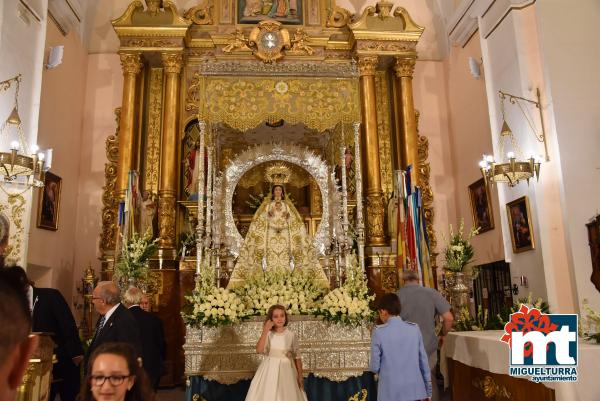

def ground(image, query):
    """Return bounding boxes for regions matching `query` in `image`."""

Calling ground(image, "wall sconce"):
[478,89,548,187]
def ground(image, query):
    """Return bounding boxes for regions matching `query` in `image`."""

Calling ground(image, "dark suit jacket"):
[128,305,166,387]
[86,304,142,363]
[31,287,84,373]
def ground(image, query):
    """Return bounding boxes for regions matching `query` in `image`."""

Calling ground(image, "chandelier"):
[479,88,548,187]
[0,74,49,190]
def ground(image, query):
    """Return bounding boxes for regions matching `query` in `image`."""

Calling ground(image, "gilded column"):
[394,57,419,186]
[358,55,386,246]
[158,52,183,250]
[116,53,143,198]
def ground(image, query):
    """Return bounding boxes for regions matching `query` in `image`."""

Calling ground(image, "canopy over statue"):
[227,163,329,288]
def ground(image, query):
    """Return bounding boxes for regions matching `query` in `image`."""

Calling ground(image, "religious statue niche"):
[238,0,303,25]
[227,161,328,289]
[232,161,320,238]
[181,121,206,201]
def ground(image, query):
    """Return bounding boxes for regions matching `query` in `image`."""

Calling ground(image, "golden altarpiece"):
[101,0,436,385]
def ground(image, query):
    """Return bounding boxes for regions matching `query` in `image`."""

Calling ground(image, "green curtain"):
[186,372,377,401]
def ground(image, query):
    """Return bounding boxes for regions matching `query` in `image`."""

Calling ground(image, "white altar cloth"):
[442,330,600,401]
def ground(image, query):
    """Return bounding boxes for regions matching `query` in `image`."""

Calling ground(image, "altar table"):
[442,330,600,401]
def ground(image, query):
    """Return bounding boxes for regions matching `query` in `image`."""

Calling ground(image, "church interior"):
[0,0,599,400]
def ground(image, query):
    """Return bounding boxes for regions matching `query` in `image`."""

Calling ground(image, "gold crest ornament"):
[248,20,291,63]
[265,163,291,185]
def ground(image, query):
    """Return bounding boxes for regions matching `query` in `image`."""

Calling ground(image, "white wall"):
[536,0,600,312]
[0,0,48,266]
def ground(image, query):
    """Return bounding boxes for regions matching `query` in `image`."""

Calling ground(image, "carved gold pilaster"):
[100,108,121,258]
[358,55,385,246]
[145,69,163,195]
[116,52,143,199]
[158,52,183,250]
[375,71,393,198]
[394,56,419,187]
[366,194,386,243]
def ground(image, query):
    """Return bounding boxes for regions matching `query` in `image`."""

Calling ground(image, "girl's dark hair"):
[270,185,285,200]
[266,304,289,329]
[78,342,155,401]
[377,293,401,316]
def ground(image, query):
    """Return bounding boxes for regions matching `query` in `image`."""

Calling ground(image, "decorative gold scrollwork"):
[472,375,512,399]
[326,2,353,28]
[247,20,291,63]
[366,194,386,239]
[416,110,436,270]
[185,0,213,25]
[185,72,202,112]
[289,28,314,55]
[348,389,368,401]
[100,108,121,254]
[222,28,252,53]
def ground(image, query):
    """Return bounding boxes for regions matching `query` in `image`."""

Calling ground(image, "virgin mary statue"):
[227,164,329,289]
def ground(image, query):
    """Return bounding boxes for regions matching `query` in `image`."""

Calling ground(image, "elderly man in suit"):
[86,281,142,368]
[0,271,39,401]
[370,293,432,401]
[123,287,166,389]
[1,266,83,401]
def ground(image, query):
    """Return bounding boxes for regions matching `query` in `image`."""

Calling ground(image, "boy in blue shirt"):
[370,293,432,401]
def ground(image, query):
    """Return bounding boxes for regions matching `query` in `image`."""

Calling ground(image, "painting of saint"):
[468,178,494,233]
[506,196,535,253]
[238,0,303,25]
[37,171,62,231]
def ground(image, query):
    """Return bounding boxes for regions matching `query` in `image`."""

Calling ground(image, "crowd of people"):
[0,264,452,401]
[0,266,164,401]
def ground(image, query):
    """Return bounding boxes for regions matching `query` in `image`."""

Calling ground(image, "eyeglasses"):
[90,375,131,386]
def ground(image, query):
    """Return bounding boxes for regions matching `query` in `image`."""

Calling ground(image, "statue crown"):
[265,163,291,185]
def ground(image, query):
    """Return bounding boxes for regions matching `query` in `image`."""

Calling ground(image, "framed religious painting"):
[37,171,62,231]
[238,0,304,25]
[468,178,494,233]
[506,196,535,253]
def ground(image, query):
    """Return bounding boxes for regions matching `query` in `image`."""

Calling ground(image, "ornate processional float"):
[102,0,438,394]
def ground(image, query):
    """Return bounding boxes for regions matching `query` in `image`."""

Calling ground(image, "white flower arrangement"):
[315,253,375,326]
[114,232,158,287]
[186,286,250,327]
[234,267,326,315]
[182,262,251,327]
[580,299,600,344]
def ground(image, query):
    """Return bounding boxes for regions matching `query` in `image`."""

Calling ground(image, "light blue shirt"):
[370,316,432,401]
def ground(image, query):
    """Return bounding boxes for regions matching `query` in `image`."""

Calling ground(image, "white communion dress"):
[245,329,308,401]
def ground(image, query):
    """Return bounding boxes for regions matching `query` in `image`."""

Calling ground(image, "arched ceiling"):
[84,0,450,60]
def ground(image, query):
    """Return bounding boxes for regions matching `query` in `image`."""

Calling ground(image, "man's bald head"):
[92,281,121,315]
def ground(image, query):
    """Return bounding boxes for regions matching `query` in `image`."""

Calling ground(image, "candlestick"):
[340,145,349,248]
[196,121,206,274]
[353,122,365,271]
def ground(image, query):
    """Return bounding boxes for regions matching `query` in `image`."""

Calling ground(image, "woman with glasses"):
[78,342,155,401]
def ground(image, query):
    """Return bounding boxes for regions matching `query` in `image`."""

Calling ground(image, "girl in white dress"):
[245,305,308,401]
